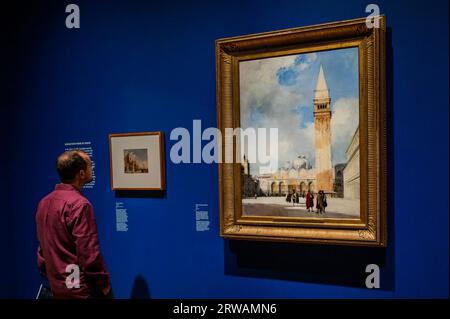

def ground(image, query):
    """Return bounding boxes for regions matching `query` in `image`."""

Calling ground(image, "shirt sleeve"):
[37,244,46,277]
[69,202,111,297]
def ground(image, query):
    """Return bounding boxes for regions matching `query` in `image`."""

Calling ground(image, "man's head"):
[56,150,93,187]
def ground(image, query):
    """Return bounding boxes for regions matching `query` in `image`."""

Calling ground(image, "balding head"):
[56,150,91,183]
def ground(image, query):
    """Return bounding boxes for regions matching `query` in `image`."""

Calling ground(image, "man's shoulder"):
[39,189,92,210]
[71,196,92,210]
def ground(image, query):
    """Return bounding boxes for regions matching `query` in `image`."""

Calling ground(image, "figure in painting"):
[316,190,327,214]
[306,190,314,212]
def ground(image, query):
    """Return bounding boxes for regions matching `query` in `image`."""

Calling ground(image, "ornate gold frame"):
[216,17,386,246]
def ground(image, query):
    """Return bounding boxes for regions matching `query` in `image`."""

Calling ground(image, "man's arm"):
[37,244,46,277]
[70,203,111,297]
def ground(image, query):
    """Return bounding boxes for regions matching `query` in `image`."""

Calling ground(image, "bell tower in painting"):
[313,64,333,192]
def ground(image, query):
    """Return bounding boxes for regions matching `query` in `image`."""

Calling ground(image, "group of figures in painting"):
[285,189,328,215]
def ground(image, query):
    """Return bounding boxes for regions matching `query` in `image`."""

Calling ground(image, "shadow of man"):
[130,275,151,299]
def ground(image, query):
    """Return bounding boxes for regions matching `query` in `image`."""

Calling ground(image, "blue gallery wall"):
[1,18,15,297]
[1,0,448,298]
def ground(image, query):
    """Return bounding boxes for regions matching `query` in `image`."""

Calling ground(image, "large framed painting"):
[109,132,166,191]
[216,17,387,246]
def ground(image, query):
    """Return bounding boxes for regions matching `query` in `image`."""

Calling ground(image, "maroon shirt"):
[36,183,111,299]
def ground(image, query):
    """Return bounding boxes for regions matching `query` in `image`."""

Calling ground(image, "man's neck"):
[68,181,84,192]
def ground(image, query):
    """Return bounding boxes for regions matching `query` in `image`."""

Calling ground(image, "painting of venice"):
[240,48,360,219]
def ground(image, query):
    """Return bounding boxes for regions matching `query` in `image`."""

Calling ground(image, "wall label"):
[115,202,128,232]
[195,204,209,232]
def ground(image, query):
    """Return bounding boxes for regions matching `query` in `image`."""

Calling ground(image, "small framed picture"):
[109,132,166,190]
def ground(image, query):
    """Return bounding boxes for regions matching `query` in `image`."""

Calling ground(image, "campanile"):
[313,65,333,192]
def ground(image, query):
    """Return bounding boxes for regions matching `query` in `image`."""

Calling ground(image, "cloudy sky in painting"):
[239,47,359,175]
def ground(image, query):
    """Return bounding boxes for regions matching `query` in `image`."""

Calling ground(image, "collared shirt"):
[36,183,111,299]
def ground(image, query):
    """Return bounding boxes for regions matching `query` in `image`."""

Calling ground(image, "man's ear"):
[79,169,86,179]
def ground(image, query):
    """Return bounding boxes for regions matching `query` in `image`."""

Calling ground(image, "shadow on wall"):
[224,27,395,292]
[130,275,151,299]
[224,239,394,290]
[115,190,166,199]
